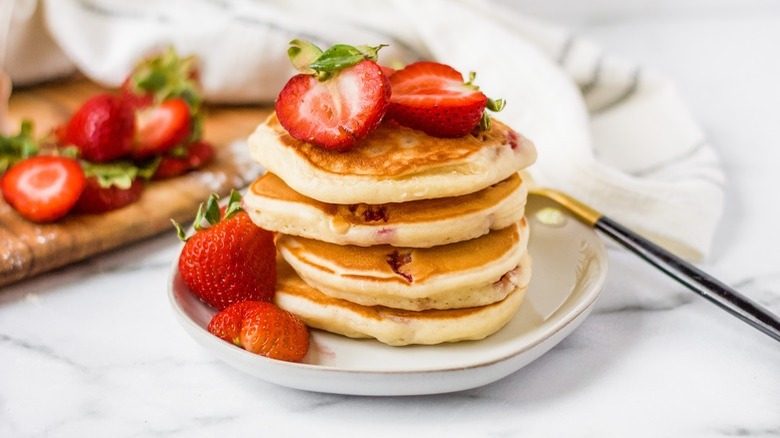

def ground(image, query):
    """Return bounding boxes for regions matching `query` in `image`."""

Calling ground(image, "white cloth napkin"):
[1,0,724,261]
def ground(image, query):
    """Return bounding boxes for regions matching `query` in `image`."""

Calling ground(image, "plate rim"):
[167,211,608,383]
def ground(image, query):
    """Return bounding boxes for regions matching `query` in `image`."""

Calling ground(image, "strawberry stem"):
[174,190,244,240]
[0,120,40,174]
[287,40,386,81]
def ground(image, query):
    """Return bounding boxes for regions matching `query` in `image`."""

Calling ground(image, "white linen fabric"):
[0,0,724,261]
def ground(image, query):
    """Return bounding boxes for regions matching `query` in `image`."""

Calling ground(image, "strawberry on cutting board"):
[275,40,391,151]
[174,191,276,310]
[208,300,310,363]
[61,94,136,162]
[387,61,505,138]
[134,98,192,158]
[152,141,215,180]
[0,155,86,222]
[121,46,201,110]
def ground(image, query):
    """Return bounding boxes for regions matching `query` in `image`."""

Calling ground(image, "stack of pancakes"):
[244,113,537,346]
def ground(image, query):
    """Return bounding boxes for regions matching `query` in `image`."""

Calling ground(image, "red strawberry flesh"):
[275,59,390,150]
[387,61,488,138]
[134,98,192,158]
[0,156,86,222]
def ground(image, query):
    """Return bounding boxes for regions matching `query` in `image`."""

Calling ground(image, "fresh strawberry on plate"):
[387,61,505,138]
[275,40,391,151]
[208,300,310,363]
[61,94,136,162]
[0,155,86,222]
[174,191,276,310]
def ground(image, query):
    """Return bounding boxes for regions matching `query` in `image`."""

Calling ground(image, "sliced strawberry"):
[63,94,136,162]
[0,155,86,222]
[152,141,215,180]
[72,176,144,214]
[134,98,192,158]
[275,42,391,151]
[380,65,396,77]
[387,62,504,138]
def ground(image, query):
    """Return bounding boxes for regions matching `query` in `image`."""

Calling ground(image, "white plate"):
[168,196,607,396]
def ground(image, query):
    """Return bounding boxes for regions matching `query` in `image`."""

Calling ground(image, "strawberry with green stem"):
[174,191,276,311]
[275,40,392,150]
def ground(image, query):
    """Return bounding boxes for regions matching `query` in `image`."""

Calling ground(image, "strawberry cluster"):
[275,40,505,151]
[174,191,310,363]
[0,48,214,222]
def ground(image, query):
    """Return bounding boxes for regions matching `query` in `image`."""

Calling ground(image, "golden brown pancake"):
[248,113,537,204]
[243,172,528,247]
[276,220,529,310]
[273,257,528,346]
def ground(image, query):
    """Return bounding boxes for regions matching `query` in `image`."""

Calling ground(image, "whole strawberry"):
[62,94,136,162]
[208,300,310,363]
[174,191,276,310]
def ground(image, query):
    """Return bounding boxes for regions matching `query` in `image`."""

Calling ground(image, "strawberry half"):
[134,98,192,158]
[387,61,505,138]
[208,300,310,363]
[63,94,136,162]
[275,41,391,151]
[174,191,276,310]
[0,155,86,222]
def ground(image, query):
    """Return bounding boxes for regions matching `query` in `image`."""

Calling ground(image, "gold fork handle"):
[596,216,780,343]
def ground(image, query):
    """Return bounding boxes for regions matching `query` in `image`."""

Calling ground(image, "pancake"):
[244,172,528,248]
[273,257,527,346]
[277,219,529,310]
[248,113,537,204]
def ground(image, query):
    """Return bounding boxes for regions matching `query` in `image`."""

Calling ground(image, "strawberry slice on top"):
[387,61,505,138]
[275,40,391,151]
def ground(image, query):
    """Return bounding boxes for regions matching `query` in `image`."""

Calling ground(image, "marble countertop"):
[2,1,779,437]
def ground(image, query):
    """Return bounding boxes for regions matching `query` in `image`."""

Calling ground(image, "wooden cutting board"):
[1,79,272,288]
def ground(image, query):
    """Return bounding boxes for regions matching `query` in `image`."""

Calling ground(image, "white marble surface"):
[2,1,779,437]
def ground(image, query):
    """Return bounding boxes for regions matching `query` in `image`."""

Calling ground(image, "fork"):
[528,182,780,343]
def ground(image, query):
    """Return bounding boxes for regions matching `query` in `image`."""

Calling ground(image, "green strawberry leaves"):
[0,121,40,174]
[288,40,386,81]
[173,190,243,241]
[80,159,158,190]
[464,72,506,133]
